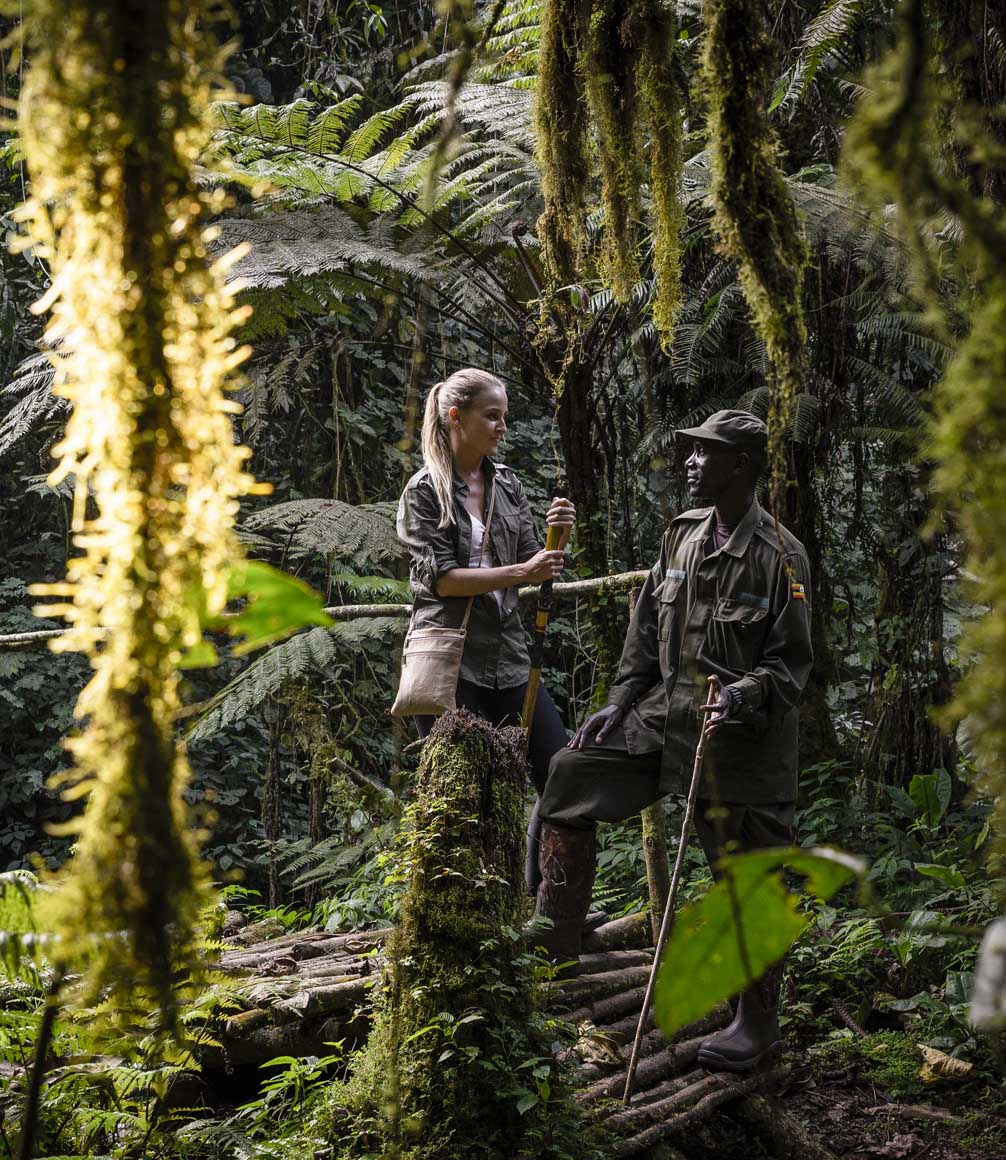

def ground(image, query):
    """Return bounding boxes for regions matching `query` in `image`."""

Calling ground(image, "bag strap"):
[459,475,496,633]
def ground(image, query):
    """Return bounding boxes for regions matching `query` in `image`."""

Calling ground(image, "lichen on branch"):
[17,0,261,1021]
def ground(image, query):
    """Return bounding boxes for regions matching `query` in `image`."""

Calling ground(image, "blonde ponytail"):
[419,368,505,528]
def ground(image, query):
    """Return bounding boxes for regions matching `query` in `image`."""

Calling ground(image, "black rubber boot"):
[697,965,783,1072]
[525,822,596,965]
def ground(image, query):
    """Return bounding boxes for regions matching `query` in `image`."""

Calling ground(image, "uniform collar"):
[452,457,497,496]
[684,499,762,557]
[719,499,763,557]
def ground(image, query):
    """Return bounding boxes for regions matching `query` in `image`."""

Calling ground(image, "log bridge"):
[208,911,822,1158]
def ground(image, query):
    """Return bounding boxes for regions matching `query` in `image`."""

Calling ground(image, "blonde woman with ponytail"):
[397,366,574,798]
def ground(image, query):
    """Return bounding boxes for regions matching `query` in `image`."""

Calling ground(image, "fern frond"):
[186,619,403,743]
[241,498,402,569]
[0,352,67,457]
[217,208,432,290]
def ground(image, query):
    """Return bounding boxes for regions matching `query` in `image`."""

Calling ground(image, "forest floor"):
[202,912,1006,1160]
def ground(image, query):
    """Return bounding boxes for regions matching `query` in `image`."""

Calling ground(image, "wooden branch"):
[553,965,654,1006]
[563,985,648,1028]
[641,804,670,945]
[576,1005,731,1105]
[0,571,651,652]
[862,1103,961,1124]
[329,751,397,806]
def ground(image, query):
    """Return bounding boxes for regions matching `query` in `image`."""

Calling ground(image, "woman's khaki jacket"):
[396,459,540,689]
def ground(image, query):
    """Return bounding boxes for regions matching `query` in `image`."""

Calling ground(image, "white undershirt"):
[469,515,504,610]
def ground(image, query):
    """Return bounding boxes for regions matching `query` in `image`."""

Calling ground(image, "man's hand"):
[701,684,739,736]
[568,704,623,750]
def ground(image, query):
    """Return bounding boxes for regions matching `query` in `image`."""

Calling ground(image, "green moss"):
[534,0,593,282]
[583,0,683,343]
[811,1031,933,1100]
[535,0,683,345]
[327,710,594,1160]
[586,0,640,302]
[701,0,809,504]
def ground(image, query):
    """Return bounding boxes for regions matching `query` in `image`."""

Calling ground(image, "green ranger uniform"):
[539,498,813,828]
[610,497,813,804]
[532,410,815,1072]
[396,458,540,689]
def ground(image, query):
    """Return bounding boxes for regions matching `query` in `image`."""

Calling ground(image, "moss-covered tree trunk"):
[335,710,584,1159]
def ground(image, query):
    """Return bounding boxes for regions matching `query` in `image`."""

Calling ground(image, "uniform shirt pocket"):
[656,570,685,642]
[707,596,769,670]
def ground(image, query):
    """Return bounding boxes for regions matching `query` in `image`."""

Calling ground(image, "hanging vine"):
[845,0,1006,821]
[18,0,259,1021]
[535,0,683,345]
[701,0,809,505]
[534,0,593,284]
[585,0,683,339]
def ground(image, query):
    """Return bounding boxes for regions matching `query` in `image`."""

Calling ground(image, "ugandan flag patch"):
[790,581,806,601]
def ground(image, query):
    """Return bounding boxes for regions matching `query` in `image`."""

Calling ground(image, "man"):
[529,410,814,1072]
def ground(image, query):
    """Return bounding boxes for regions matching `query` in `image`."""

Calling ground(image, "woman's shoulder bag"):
[390,477,496,717]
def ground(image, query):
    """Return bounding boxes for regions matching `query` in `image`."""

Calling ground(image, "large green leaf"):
[182,561,334,667]
[221,561,333,656]
[653,846,866,1040]
[908,769,951,829]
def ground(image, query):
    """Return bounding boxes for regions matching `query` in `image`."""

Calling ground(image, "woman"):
[396,367,574,796]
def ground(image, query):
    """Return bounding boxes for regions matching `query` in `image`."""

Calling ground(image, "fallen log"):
[272,977,374,1017]
[576,949,653,974]
[730,1094,847,1159]
[581,912,651,952]
[219,928,387,969]
[576,1005,731,1105]
[602,1069,727,1132]
[562,985,648,1027]
[205,1014,364,1071]
[610,1070,775,1156]
[553,965,654,1006]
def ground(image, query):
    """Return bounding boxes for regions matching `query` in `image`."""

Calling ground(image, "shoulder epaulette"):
[403,465,433,492]
[670,506,713,523]
[753,517,806,557]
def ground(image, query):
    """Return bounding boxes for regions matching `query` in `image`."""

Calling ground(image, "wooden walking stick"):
[622,674,721,1105]
[520,501,565,729]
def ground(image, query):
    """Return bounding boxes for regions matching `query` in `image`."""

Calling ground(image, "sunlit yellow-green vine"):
[845,0,1006,824]
[17,0,262,1021]
[702,0,809,504]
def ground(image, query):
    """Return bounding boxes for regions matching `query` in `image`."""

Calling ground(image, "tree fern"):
[186,619,403,743]
[240,498,402,570]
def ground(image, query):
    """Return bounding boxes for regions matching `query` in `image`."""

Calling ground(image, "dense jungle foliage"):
[0,1,1004,1158]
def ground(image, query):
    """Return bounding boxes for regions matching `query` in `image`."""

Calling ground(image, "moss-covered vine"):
[18,0,258,1020]
[534,0,593,284]
[536,0,683,345]
[701,0,809,502]
[845,0,1006,820]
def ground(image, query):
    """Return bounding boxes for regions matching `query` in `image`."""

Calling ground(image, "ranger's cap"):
[675,409,768,451]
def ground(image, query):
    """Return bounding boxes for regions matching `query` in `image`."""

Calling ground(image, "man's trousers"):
[539,741,795,867]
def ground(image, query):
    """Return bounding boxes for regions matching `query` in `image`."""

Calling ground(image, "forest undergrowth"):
[1,742,1003,1160]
